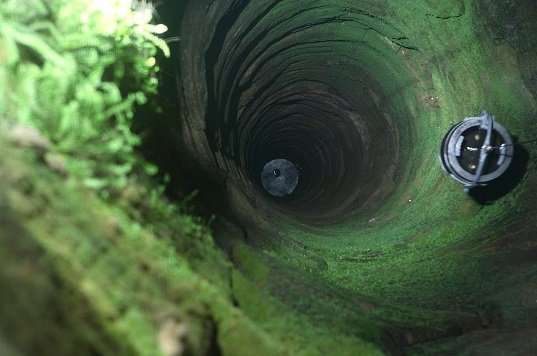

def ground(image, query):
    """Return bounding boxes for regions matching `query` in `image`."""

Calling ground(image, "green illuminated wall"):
[177,0,537,354]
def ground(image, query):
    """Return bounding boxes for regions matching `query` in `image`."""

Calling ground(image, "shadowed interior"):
[181,1,414,224]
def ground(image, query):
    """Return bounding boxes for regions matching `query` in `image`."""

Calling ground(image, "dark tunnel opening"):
[189,1,411,224]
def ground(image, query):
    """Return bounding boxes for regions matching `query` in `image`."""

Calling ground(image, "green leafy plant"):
[0,0,170,194]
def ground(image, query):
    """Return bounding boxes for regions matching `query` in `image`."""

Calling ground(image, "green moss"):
[0,135,290,355]
[231,248,383,356]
